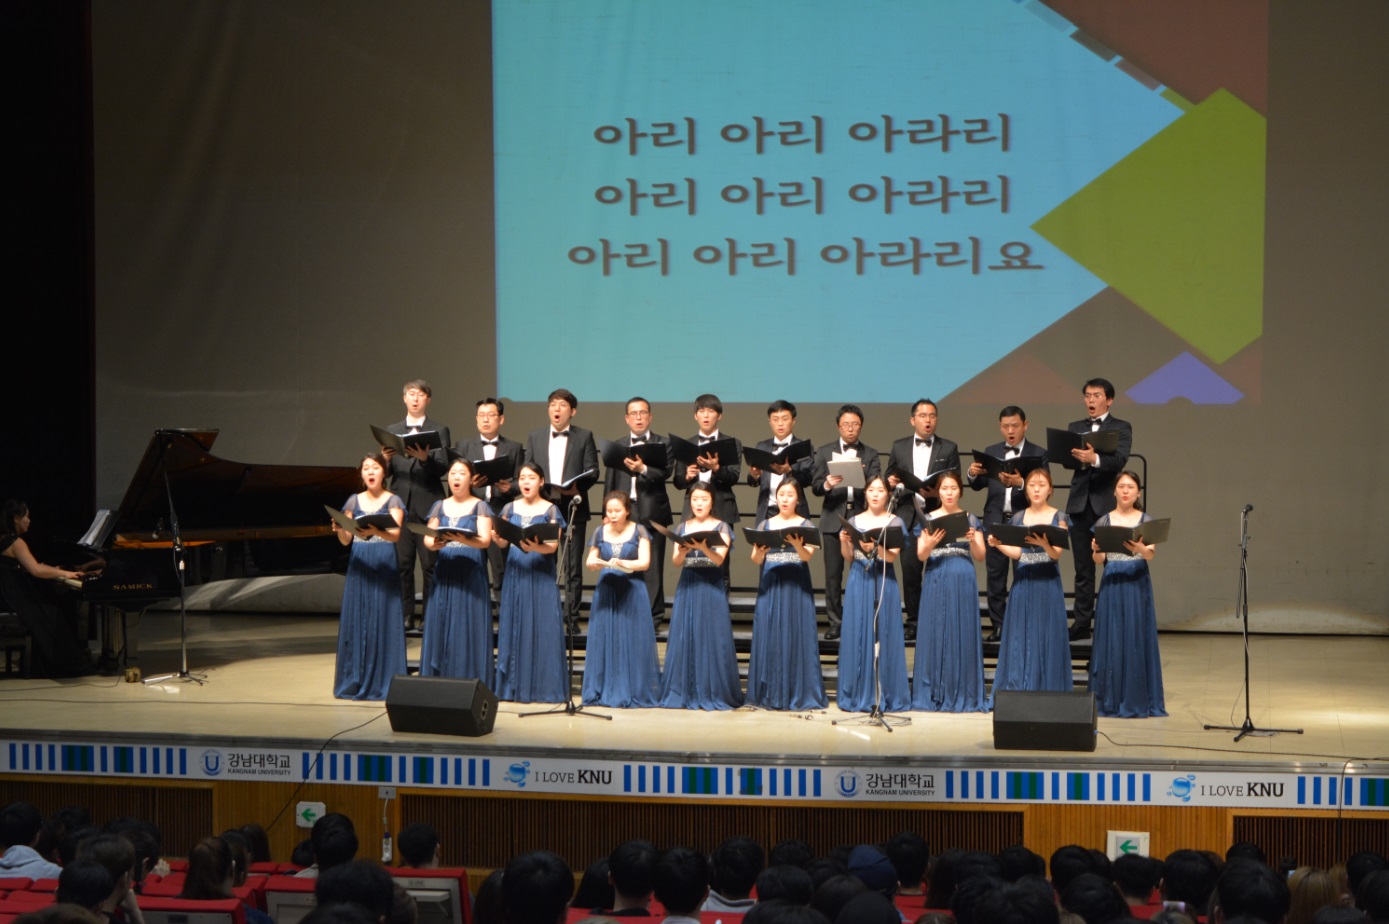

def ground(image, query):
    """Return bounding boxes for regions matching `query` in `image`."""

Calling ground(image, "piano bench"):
[0,611,32,678]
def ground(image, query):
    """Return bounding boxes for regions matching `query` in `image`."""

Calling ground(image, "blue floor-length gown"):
[990,510,1073,703]
[494,502,568,703]
[581,524,660,707]
[658,521,742,709]
[419,500,494,685]
[334,493,408,700]
[1089,512,1167,718]
[745,519,828,711]
[912,512,988,712]
[836,513,910,713]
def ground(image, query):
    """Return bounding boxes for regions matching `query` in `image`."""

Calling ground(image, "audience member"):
[56,860,115,913]
[503,850,574,924]
[1112,854,1162,907]
[885,833,930,896]
[997,845,1047,883]
[651,847,709,923]
[770,840,815,870]
[574,859,616,911]
[743,902,830,924]
[973,881,1062,924]
[75,833,145,924]
[705,837,764,913]
[756,865,815,906]
[606,839,658,915]
[1356,870,1389,922]
[1,802,64,879]
[296,814,359,878]
[1288,868,1345,924]
[1212,858,1291,924]
[832,892,899,924]
[13,906,106,924]
[1061,872,1130,924]
[316,860,398,924]
[810,875,866,923]
[472,868,506,924]
[397,824,440,869]
[950,874,1005,924]
[1161,849,1221,913]
[239,823,273,864]
[1052,845,1099,894]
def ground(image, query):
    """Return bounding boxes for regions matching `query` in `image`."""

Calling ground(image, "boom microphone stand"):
[1203,505,1300,742]
[522,493,609,720]
[144,430,206,686]
[834,489,911,731]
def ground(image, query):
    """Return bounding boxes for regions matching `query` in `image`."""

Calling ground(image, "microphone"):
[891,482,908,499]
[1242,504,1254,513]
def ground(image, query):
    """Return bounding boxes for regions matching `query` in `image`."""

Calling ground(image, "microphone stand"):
[144,430,205,686]
[834,488,911,731]
[522,492,609,720]
[1203,505,1299,741]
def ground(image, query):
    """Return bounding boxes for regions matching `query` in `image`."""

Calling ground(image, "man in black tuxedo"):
[382,379,451,630]
[1065,378,1132,640]
[811,404,881,641]
[967,405,1047,642]
[454,397,525,597]
[885,398,960,642]
[524,388,600,629]
[672,394,742,594]
[746,399,813,523]
[603,396,672,629]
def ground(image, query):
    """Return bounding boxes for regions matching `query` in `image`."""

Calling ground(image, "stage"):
[2,611,1387,811]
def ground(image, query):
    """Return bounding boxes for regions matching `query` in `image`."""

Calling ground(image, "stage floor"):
[2,611,1386,776]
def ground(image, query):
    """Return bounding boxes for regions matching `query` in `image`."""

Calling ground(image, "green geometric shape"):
[1033,89,1264,362]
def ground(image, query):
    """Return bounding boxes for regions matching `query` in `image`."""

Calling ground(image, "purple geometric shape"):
[1126,351,1244,405]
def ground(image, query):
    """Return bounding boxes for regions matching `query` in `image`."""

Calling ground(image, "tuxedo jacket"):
[455,434,526,508]
[966,438,1048,525]
[386,416,451,520]
[672,433,743,526]
[524,425,600,521]
[746,436,814,522]
[811,440,882,531]
[602,433,673,527]
[885,433,960,530]
[1064,414,1133,518]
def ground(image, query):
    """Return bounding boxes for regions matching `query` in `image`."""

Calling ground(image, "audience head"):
[302,905,381,924]
[743,902,831,924]
[472,868,506,924]
[1309,910,1369,924]
[56,859,116,912]
[1149,910,1199,924]
[572,858,614,910]
[757,865,815,906]
[1229,842,1269,865]
[805,857,847,891]
[832,891,900,924]
[218,829,252,886]
[238,822,272,864]
[810,875,866,923]
[847,845,898,898]
[397,823,440,869]
[1287,868,1343,924]
[1061,872,1129,924]
[1213,858,1291,924]
[1162,849,1221,911]
[652,847,709,917]
[311,813,359,872]
[973,881,1062,924]
[770,839,814,870]
[1112,854,1163,903]
[1348,854,1389,897]
[1,801,44,849]
[75,833,137,905]
[292,837,316,869]
[608,839,658,904]
[1051,845,1097,894]
[503,850,574,924]
[180,836,235,900]
[998,845,1047,883]
[316,860,396,923]
[886,832,930,892]
[58,825,100,867]
[1356,870,1389,922]
[951,875,1006,924]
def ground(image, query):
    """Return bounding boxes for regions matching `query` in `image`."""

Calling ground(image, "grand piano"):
[77,429,362,673]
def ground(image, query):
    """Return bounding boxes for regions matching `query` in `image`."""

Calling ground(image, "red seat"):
[4,893,54,906]
[699,913,745,924]
[0,882,30,894]
[139,897,246,924]
[28,880,57,894]
[386,867,473,924]
[165,860,189,872]
[263,874,317,924]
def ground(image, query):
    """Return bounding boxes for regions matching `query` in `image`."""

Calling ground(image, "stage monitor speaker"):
[992,690,1096,752]
[386,676,498,737]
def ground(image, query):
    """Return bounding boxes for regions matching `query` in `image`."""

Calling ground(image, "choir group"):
[326,380,1166,720]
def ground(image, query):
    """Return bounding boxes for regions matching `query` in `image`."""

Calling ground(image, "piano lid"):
[107,428,364,546]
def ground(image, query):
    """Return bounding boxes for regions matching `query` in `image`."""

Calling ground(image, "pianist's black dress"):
[0,535,94,677]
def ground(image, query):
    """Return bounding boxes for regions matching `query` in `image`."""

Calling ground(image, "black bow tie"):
[915,437,933,447]
[1087,419,1101,430]
[842,443,860,452]
[631,435,649,444]
[551,430,569,439]
[1004,446,1019,457]
[481,439,498,446]
[699,437,715,445]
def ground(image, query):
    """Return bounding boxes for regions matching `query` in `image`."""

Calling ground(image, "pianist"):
[1,499,96,677]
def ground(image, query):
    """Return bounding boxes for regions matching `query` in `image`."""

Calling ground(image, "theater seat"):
[139,896,247,924]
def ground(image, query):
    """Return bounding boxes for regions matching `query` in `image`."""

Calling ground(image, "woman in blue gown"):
[746,480,827,710]
[1088,471,1167,718]
[332,452,407,700]
[987,466,1072,701]
[582,491,659,707]
[493,462,568,703]
[420,458,494,683]
[658,483,742,709]
[836,475,910,713]
[912,470,989,712]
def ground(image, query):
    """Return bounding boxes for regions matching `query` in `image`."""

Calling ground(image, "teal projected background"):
[493,0,1265,405]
